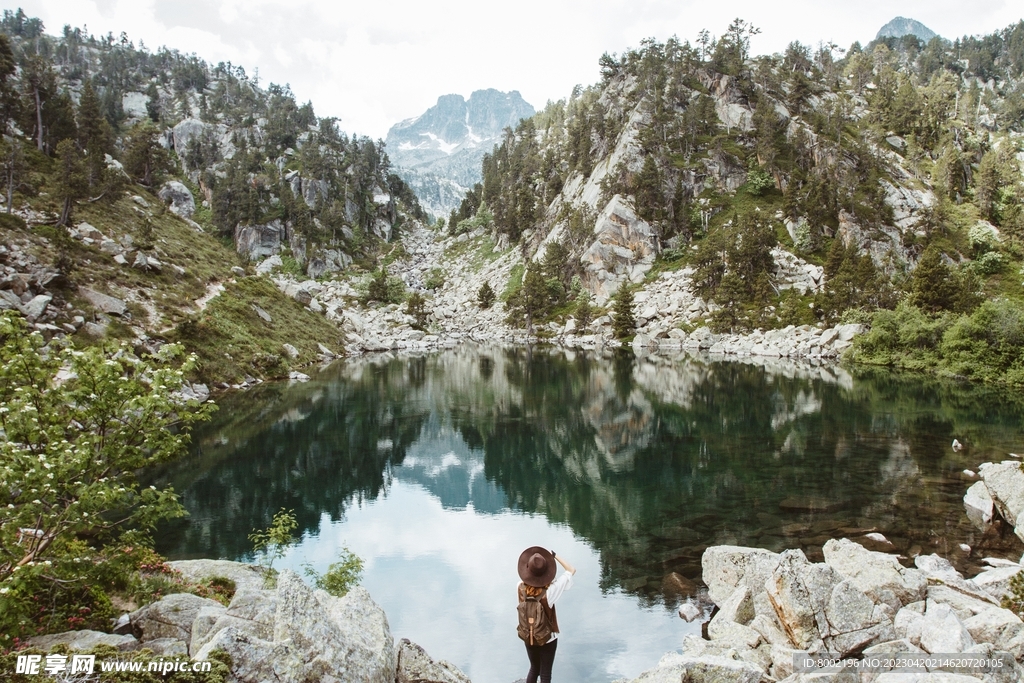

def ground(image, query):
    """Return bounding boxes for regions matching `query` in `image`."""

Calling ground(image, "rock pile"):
[27,561,467,683]
[624,541,1024,682]
[261,222,868,362]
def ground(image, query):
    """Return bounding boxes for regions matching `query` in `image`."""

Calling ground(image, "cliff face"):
[386,89,535,217]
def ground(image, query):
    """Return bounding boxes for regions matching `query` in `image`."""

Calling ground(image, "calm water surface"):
[153,346,1024,683]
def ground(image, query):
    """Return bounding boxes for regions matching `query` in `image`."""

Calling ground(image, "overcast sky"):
[14,1,1024,139]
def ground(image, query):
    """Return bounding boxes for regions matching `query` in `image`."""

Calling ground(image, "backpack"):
[517,590,553,646]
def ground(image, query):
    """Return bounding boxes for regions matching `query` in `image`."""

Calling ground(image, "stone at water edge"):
[822,538,926,613]
[962,481,995,528]
[288,371,310,382]
[701,545,782,606]
[978,461,1024,541]
[129,593,226,643]
[395,638,471,683]
[166,559,266,594]
[678,602,701,622]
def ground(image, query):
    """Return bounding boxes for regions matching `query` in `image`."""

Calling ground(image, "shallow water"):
[153,345,1024,683]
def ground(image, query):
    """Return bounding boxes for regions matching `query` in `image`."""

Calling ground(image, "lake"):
[152,345,1024,683]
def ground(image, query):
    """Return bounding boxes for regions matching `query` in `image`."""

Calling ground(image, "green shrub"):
[303,548,364,598]
[366,268,406,305]
[0,314,214,643]
[424,268,446,290]
[853,298,1024,385]
[248,509,298,587]
[406,292,429,330]
[574,291,593,329]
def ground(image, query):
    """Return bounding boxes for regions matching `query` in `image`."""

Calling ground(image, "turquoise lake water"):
[153,345,1024,682]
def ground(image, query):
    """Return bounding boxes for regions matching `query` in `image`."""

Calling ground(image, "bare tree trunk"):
[34,86,43,152]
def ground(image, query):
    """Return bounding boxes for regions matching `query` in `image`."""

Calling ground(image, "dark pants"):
[525,638,558,683]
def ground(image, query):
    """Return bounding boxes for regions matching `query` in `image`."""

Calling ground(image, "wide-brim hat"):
[518,546,556,587]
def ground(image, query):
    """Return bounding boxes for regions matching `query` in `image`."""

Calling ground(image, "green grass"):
[502,263,525,302]
[443,233,503,271]
[173,276,345,383]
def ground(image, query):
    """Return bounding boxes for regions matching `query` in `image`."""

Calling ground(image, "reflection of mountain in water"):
[394,418,506,514]
[154,346,1024,600]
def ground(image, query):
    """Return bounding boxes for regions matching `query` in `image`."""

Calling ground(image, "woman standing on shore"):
[516,546,576,683]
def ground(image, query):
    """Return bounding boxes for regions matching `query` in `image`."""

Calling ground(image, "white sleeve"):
[545,570,574,607]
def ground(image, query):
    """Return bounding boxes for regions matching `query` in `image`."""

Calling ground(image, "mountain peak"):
[876,17,939,43]
[386,89,535,216]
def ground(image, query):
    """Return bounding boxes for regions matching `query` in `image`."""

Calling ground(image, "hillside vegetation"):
[0,9,423,384]
[449,18,1024,384]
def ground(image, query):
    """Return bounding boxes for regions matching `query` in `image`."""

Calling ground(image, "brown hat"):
[518,546,556,587]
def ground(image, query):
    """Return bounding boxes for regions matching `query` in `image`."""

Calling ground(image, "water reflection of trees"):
[155,346,1024,601]
[153,361,429,560]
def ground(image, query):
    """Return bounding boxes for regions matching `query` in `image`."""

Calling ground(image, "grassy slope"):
[5,180,346,385]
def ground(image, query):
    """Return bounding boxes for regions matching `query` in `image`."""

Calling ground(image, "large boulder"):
[167,559,266,593]
[27,630,139,652]
[971,564,1023,603]
[129,592,226,643]
[822,538,926,612]
[235,220,286,261]
[702,545,782,605]
[395,638,471,683]
[978,461,1024,540]
[78,290,125,319]
[765,549,895,656]
[915,602,975,654]
[964,480,995,530]
[579,194,659,303]
[196,570,395,683]
[190,587,277,655]
[629,652,763,683]
[194,626,303,682]
[294,581,395,683]
[158,181,196,219]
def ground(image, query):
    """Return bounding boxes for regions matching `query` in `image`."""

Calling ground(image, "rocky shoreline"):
[24,524,1024,683]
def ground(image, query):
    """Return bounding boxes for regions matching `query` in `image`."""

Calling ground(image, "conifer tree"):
[53,138,86,227]
[123,122,171,186]
[611,285,636,339]
[77,81,112,189]
[477,281,495,309]
[910,247,958,312]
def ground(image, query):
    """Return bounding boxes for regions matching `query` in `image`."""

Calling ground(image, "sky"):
[12,0,1024,140]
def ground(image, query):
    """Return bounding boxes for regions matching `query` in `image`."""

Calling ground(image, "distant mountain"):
[876,17,939,43]
[386,89,535,218]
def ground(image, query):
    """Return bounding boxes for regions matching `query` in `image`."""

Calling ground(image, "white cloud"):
[281,480,695,682]
[18,0,1024,139]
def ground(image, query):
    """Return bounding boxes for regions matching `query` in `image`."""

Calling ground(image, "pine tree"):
[53,138,86,227]
[77,81,112,189]
[477,281,495,309]
[910,247,958,312]
[0,34,17,134]
[611,285,636,339]
[123,122,171,186]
